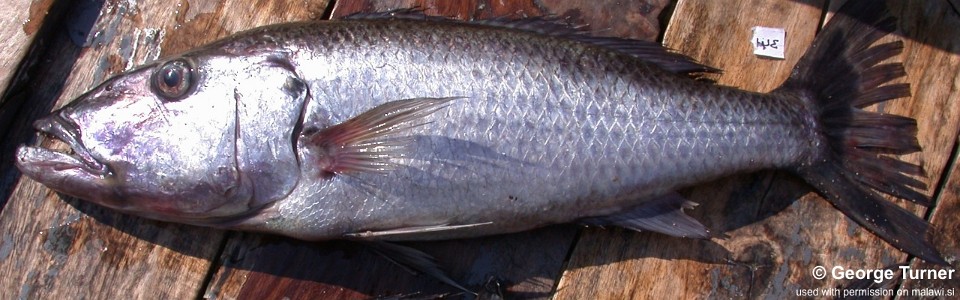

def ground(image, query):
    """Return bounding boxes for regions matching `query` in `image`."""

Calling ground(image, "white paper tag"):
[751,26,786,59]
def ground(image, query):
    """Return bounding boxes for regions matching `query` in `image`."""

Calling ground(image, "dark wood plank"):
[893,0,960,295]
[0,0,61,209]
[330,0,667,42]
[0,0,55,96]
[0,0,326,298]
[556,0,960,298]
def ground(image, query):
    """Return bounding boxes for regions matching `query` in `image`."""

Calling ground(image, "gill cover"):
[231,54,308,210]
[171,51,309,219]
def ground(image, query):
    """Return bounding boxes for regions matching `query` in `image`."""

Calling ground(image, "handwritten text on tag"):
[752,26,786,59]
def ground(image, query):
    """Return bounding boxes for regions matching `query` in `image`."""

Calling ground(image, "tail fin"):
[777,0,946,264]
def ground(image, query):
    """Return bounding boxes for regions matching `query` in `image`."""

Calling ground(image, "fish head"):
[16,50,308,225]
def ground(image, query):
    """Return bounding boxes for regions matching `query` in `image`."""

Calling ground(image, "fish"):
[14,0,946,272]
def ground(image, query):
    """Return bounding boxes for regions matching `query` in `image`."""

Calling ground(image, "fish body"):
[230,19,809,240]
[15,2,945,264]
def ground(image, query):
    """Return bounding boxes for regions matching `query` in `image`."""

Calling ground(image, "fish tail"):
[776,0,946,264]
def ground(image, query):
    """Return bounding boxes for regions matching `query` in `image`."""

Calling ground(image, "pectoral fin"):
[305,97,458,175]
[582,193,709,238]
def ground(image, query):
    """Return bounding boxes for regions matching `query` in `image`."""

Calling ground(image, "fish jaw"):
[21,112,109,172]
[16,145,113,204]
[16,109,117,203]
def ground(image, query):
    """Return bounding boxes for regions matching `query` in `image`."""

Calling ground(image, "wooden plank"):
[893,0,960,295]
[0,0,326,298]
[204,0,670,298]
[0,0,54,97]
[330,0,667,42]
[555,0,960,298]
[0,0,59,209]
[902,155,960,296]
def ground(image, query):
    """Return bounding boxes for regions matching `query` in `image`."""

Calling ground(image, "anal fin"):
[582,193,709,239]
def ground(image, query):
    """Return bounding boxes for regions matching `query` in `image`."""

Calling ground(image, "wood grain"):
[893,0,960,294]
[0,0,326,298]
[0,0,58,209]
[329,0,668,42]
[0,0,54,97]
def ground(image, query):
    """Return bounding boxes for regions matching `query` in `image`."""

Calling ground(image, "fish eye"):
[152,59,194,100]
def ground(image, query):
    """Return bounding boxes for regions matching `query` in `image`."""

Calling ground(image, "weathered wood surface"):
[890,0,960,296]
[0,0,957,299]
[0,0,56,208]
[329,0,668,41]
[0,0,54,98]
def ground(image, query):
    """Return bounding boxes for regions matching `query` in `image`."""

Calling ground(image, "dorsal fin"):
[344,9,719,75]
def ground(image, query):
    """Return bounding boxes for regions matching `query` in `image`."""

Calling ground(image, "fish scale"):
[215,19,813,240]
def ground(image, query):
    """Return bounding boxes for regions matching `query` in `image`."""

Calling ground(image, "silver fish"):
[15,1,945,266]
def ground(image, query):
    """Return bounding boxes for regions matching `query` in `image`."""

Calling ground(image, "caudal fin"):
[777,0,946,264]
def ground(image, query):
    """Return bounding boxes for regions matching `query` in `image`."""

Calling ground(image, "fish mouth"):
[17,115,110,177]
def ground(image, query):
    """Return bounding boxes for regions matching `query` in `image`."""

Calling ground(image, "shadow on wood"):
[61,173,808,298]
[0,0,105,211]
